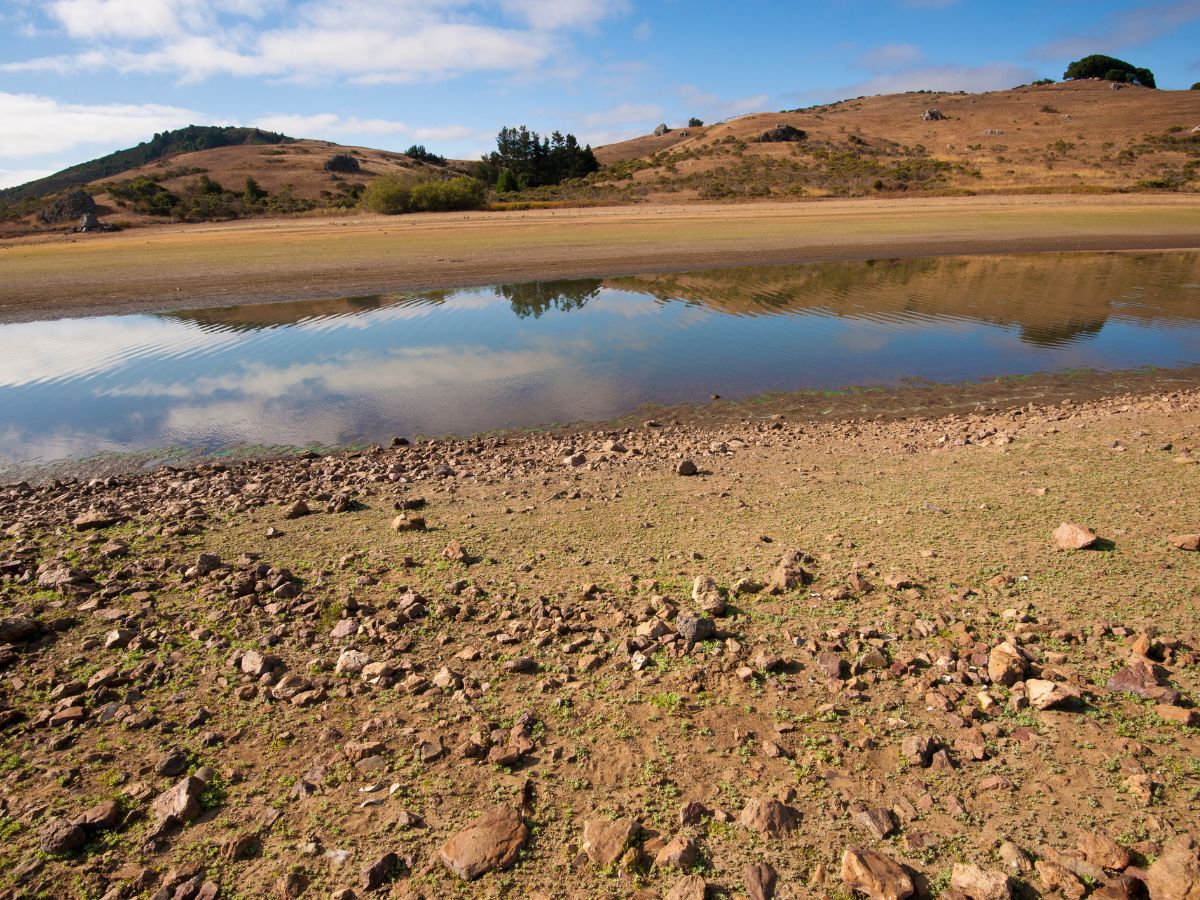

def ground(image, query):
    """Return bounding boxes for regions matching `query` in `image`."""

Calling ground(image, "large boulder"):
[1145,834,1200,899]
[922,108,947,121]
[37,190,96,225]
[757,124,807,142]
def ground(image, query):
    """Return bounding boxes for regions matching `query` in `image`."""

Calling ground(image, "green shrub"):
[361,175,412,214]
[407,176,486,212]
[1192,82,1200,91]
[688,117,704,127]
[361,175,485,214]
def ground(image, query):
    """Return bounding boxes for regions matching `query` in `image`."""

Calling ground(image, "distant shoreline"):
[1,194,1198,323]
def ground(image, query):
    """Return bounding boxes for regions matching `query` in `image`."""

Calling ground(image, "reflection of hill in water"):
[160,252,1200,348]
[161,292,453,332]
[606,253,1200,348]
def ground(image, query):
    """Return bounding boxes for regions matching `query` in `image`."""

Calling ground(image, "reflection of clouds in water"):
[0,424,125,467]
[586,292,667,318]
[99,344,574,401]
[0,316,248,387]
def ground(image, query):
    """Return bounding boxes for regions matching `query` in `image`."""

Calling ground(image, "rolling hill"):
[1,80,1196,236]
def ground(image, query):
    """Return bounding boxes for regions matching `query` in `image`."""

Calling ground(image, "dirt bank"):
[2,195,1199,322]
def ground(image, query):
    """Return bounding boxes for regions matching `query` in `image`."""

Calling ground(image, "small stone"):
[582,817,639,867]
[738,797,800,838]
[1053,523,1098,550]
[745,862,779,900]
[1025,679,1081,711]
[676,460,698,476]
[150,776,205,825]
[1168,533,1200,551]
[360,852,398,892]
[675,613,715,643]
[655,835,698,869]
[987,642,1027,686]
[853,807,898,840]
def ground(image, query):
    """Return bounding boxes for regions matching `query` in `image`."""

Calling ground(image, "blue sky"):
[1,0,1198,188]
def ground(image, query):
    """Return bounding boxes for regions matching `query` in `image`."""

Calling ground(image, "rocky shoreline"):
[1,386,1198,898]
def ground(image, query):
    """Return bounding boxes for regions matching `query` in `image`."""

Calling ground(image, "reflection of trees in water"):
[496,279,603,319]
[1020,320,1106,348]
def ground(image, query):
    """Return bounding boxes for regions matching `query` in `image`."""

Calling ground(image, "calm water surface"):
[2,251,1199,470]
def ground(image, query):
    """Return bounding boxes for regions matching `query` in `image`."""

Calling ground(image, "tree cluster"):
[476,127,599,191]
[1063,55,1156,88]
[405,145,447,166]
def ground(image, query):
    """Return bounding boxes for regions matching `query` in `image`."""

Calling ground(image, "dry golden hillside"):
[583,80,1200,200]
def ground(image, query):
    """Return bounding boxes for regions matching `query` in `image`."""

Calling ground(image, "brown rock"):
[1107,659,1177,703]
[582,816,639,867]
[442,540,468,563]
[1168,534,1200,551]
[665,874,707,900]
[360,852,398,891]
[853,807,898,840]
[1078,833,1132,871]
[73,799,122,832]
[1145,834,1200,900]
[1026,679,1082,711]
[987,642,1027,687]
[745,862,778,900]
[438,807,527,881]
[950,863,1012,900]
[38,818,85,855]
[767,549,811,595]
[840,846,915,900]
[676,460,698,476]
[1053,523,1099,550]
[151,776,205,825]
[1036,859,1086,900]
[655,835,699,869]
[739,797,800,838]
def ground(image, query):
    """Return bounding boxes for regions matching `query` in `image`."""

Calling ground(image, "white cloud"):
[0,167,59,190]
[856,43,924,72]
[0,91,204,160]
[46,0,278,40]
[632,20,651,41]
[678,86,770,121]
[8,0,626,84]
[1031,0,1200,61]
[580,103,663,128]
[499,0,628,31]
[812,63,1039,102]
[254,113,409,137]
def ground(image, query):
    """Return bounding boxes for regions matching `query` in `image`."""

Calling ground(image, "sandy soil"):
[2,195,1199,322]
